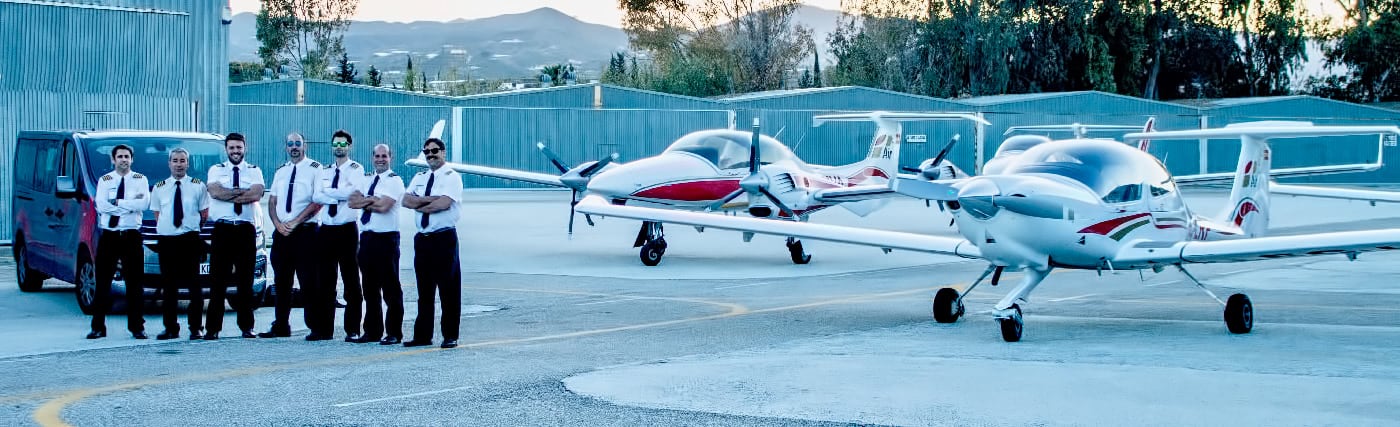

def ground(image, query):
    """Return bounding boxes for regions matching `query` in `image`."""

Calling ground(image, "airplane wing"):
[811,177,960,204]
[406,158,565,188]
[1270,183,1400,203]
[1175,163,1384,184]
[1113,229,1400,267]
[576,195,983,259]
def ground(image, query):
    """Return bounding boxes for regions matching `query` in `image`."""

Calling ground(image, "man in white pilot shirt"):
[205,132,265,339]
[311,130,369,342]
[89,144,151,339]
[264,132,326,340]
[149,148,210,340]
[401,137,464,349]
[348,143,406,345]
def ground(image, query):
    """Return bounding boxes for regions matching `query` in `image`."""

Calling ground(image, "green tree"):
[403,56,417,91]
[255,0,358,79]
[603,52,629,84]
[1312,0,1400,102]
[811,49,822,87]
[366,65,382,87]
[228,61,265,83]
[335,52,358,83]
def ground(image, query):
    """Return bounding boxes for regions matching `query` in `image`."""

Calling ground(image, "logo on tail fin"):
[867,133,899,159]
[1232,199,1261,226]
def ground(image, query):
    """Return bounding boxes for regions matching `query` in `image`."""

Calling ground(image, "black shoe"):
[344,334,362,343]
[203,333,220,340]
[156,330,179,340]
[403,339,432,347]
[350,335,380,344]
[258,329,291,338]
[305,333,333,341]
[440,339,458,349]
[189,333,202,341]
[241,330,257,339]
[379,336,402,345]
[85,329,107,339]
[131,331,149,340]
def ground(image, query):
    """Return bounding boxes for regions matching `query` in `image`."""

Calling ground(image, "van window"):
[33,143,59,192]
[85,138,225,183]
[15,140,38,189]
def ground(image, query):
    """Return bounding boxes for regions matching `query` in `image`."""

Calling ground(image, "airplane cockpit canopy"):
[995,135,1053,157]
[1006,139,1174,204]
[664,129,798,170]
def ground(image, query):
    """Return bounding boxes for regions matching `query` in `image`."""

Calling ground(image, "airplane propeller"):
[732,118,798,219]
[901,135,962,211]
[536,142,618,236]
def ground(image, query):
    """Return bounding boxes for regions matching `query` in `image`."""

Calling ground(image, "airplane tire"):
[787,241,811,264]
[639,242,663,266]
[932,288,962,323]
[1224,293,1253,334]
[998,305,1023,342]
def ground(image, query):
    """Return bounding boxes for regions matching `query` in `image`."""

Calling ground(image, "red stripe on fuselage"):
[1078,212,1152,235]
[632,179,741,202]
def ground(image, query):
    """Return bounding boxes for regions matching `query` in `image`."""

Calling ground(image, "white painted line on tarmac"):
[1146,280,1181,288]
[575,297,642,306]
[332,385,474,407]
[714,282,772,290]
[1046,294,1096,303]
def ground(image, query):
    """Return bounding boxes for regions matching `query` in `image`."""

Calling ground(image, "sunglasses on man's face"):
[286,140,304,147]
[422,148,443,155]
[331,141,350,148]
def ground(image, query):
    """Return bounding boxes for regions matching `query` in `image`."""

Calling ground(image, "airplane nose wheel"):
[1224,293,1253,334]
[997,304,1023,342]
[640,238,667,266]
[932,287,964,323]
[785,237,811,264]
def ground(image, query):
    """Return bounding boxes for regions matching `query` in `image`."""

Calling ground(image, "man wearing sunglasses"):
[401,138,463,349]
[312,130,369,343]
[264,132,326,340]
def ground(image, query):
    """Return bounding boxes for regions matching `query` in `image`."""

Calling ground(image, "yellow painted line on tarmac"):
[29,285,945,426]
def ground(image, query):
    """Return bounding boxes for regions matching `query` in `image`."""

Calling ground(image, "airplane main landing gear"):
[634,221,667,266]
[785,237,811,264]
[1177,265,1253,334]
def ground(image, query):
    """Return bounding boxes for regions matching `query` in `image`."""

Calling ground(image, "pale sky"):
[229,0,848,27]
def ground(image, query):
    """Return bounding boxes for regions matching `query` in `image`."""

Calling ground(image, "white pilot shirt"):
[270,157,322,223]
[149,175,210,236]
[312,159,367,225]
[94,170,150,231]
[206,161,265,223]
[358,169,405,233]
[406,167,462,233]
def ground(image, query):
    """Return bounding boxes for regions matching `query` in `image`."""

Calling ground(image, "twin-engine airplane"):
[415,112,988,266]
[578,121,1400,342]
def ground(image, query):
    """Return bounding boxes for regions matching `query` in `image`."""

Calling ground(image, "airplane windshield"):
[664,130,796,169]
[1005,139,1172,203]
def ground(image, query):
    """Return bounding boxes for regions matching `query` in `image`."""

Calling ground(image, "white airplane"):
[412,113,988,266]
[577,121,1400,342]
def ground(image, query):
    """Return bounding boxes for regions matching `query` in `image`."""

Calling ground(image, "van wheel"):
[15,239,46,292]
[75,255,98,315]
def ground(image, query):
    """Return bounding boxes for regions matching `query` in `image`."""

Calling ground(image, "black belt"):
[214,220,253,225]
[100,229,141,235]
[416,227,456,237]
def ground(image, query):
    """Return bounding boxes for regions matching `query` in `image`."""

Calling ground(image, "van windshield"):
[85,138,227,184]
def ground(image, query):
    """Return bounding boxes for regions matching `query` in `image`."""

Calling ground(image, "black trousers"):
[319,223,362,336]
[93,229,145,333]
[209,221,256,334]
[412,228,461,342]
[270,223,321,335]
[358,231,401,340]
[158,232,204,333]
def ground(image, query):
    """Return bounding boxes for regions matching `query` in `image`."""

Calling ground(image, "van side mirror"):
[56,176,78,199]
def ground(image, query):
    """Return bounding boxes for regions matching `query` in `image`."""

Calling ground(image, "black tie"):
[328,167,341,217]
[232,165,243,215]
[420,172,435,229]
[360,174,380,225]
[173,180,184,228]
[108,176,125,228]
[285,164,297,214]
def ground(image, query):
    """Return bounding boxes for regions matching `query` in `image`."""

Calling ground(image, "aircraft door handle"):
[54,210,65,219]
[44,208,53,216]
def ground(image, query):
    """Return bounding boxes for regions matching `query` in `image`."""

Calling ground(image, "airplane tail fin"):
[1221,135,1271,237]
[1136,117,1156,152]
[813,112,988,185]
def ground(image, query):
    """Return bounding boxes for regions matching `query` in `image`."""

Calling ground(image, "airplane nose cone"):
[955,178,1001,220]
[585,167,635,198]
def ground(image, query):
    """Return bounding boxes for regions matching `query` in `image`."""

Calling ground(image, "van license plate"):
[199,263,210,275]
